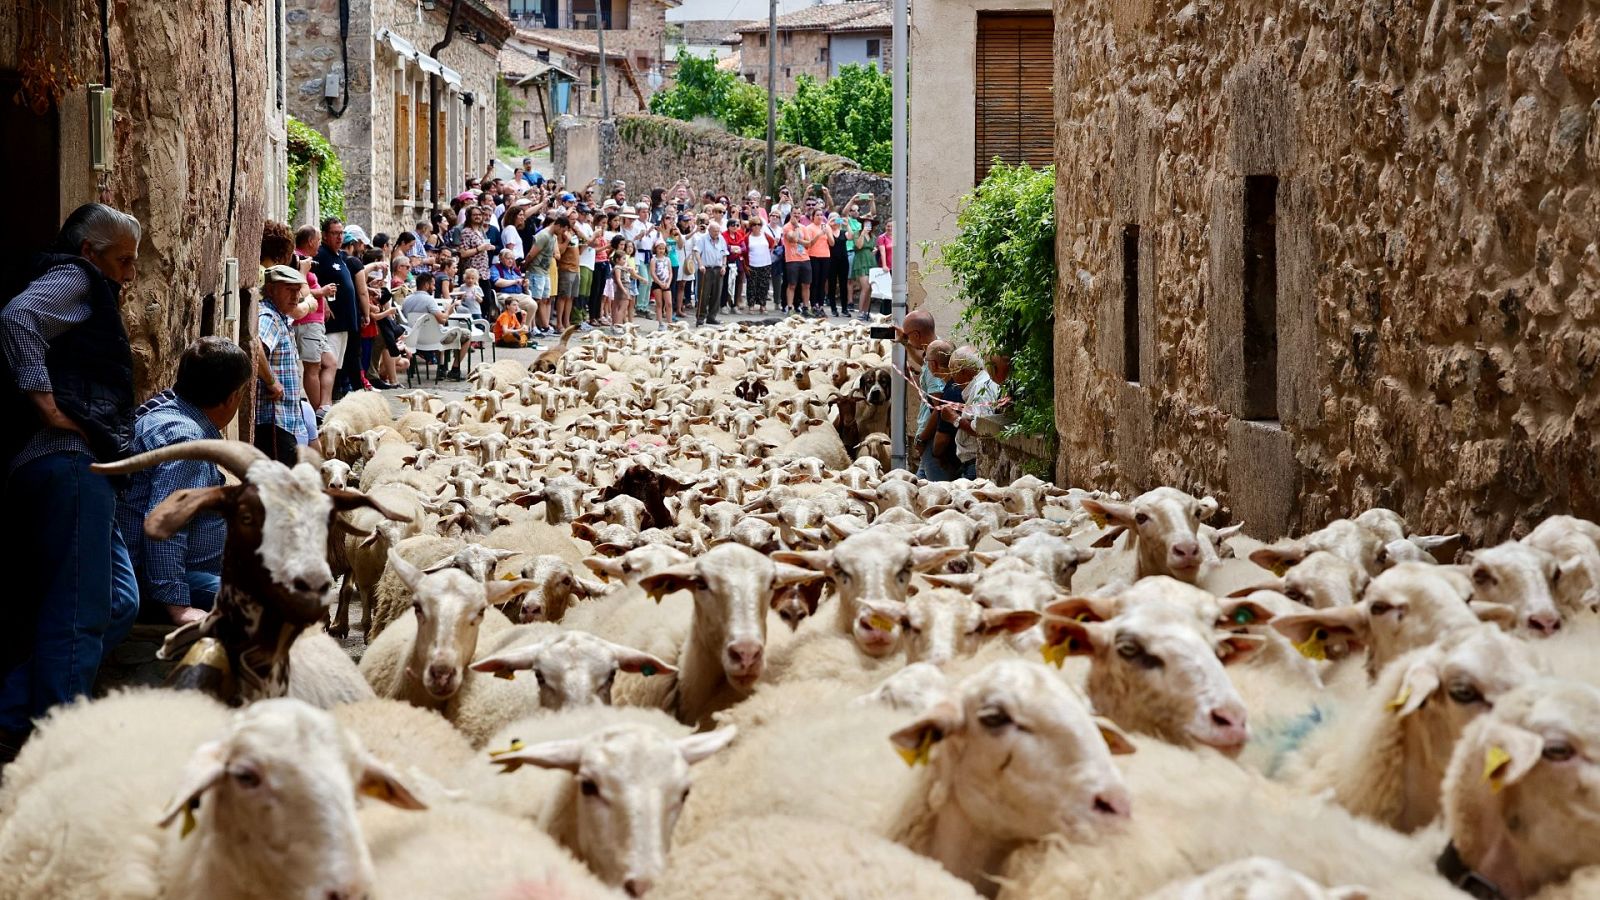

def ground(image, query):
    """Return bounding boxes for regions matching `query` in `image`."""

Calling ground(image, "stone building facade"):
[286,0,511,238]
[1053,0,1600,543]
[509,0,673,74]
[0,0,284,399]
[735,1,887,95]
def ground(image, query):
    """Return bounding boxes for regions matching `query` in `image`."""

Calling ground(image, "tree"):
[496,77,522,148]
[775,66,891,172]
[649,47,743,123]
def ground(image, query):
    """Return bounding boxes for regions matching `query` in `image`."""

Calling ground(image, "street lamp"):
[646,68,664,92]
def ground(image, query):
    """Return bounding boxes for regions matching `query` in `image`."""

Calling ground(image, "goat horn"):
[91,439,267,479]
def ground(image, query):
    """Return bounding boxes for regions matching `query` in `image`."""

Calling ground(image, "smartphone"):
[868,325,895,340]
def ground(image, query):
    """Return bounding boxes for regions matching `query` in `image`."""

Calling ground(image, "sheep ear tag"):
[1293,628,1328,662]
[1041,640,1072,669]
[896,731,934,768]
[493,669,516,681]
[1386,686,1410,714]
[1484,745,1512,792]
[640,664,659,677]
[868,613,896,632]
[489,738,527,758]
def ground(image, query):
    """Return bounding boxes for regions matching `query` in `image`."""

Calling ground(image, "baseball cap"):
[342,225,370,246]
[263,264,308,287]
[560,192,576,202]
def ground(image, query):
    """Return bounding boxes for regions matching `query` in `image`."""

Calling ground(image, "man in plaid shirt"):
[255,265,310,462]
[116,338,252,625]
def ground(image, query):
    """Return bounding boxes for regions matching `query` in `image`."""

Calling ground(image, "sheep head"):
[470,631,675,708]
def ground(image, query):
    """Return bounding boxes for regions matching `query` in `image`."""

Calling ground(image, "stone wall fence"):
[553,114,890,207]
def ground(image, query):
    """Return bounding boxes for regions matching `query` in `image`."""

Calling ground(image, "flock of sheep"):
[2,316,1599,899]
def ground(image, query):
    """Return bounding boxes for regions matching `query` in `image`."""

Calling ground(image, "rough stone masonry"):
[1053,0,1600,544]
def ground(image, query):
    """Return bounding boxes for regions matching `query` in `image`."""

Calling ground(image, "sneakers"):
[446,368,462,381]
[578,322,594,332]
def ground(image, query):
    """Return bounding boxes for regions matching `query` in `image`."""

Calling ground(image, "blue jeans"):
[919,443,959,482]
[0,452,139,732]
[137,569,220,614]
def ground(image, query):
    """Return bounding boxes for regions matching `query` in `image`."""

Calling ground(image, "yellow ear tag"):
[489,738,527,758]
[499,572,519,580]
[1483,745,1512,791]
[868,614,896,632]
[493,668,517,681]
[1088,509,1108,528]
[1386,685,1411,714]
[1041,638,1073,668]
[180,798,199,839]
[1293,628,1328,661]
[1269,562,1292,577]
[895,731,934,768]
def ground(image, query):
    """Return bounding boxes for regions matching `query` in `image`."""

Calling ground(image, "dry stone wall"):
[1054,0,1600,543]
[554,114,889,207]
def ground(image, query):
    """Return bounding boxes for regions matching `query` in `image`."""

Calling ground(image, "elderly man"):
[948,347,993,480]
[401,273,468,380]
[0,203,144,759]
[117,337,252,625]
[927,346,981,482]
[312,217,362,400]
[913,340,954,479]
[692,219,729,327]
[255,265,311,462]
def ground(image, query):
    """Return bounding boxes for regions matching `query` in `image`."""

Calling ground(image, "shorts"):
[579,267,593,297]
[785,260,812,284]
[295,321,328,363]
[558,270,580,298]
[528,269,552,300]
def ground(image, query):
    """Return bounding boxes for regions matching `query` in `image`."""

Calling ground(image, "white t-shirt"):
[747,228,775,267]
[500,223,525,260]
[575,222,597,269]
[956,373,1002,463]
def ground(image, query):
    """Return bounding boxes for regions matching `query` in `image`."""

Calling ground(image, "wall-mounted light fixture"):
[421,0,436,9]
[222,258,240,324]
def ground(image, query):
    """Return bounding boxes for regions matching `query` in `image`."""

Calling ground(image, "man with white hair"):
[255,265,312,463]
[691,218,729,327]
[0,202,144,760]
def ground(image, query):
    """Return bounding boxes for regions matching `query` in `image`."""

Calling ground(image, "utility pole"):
[765,0,777,195]
[889,0,908,470]
[597,2,609,119]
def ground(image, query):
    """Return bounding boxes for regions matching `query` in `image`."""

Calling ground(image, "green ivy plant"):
[942,162,1056,437]
[286,116,345,224]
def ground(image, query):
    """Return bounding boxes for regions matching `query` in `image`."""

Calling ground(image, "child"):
[493,303,530,347]
[650,242,673,331]
[611,240,637,331]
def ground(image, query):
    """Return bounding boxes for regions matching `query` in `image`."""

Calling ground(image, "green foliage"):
[649,50,890,172]
[286,116,344,224]
[496,78,523,148]
[943,163,1056,437]
[777,67,890,172]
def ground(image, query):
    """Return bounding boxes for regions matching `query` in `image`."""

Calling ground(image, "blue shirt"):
[917,365,945,435]
[936,379,964,435]
[115,392,226,608]
[0,263,96,472]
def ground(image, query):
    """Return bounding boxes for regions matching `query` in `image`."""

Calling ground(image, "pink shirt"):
[876,232,893,270]
[294,270,328,324]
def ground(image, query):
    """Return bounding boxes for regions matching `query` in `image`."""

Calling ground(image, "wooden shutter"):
[974,13,1053,184]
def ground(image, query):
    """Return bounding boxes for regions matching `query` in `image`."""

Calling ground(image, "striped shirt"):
[0,263,95,472]
[115,391,226,607]
[256,302,307,440]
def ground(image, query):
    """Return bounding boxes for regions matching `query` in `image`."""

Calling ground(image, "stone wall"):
[0,0,273,398]
[1052,0,1600,543]
[975,417,1058,485]
[555,113,888,203]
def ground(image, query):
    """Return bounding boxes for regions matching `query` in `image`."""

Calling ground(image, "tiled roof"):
[827,8,889,32]
[716,50,742,71]
[515,29,605,58]
[735,1,888,33]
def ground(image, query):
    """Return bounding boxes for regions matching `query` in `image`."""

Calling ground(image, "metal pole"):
[428,0,464,211]
[889,0,908,471]
[597,3,609,120]
[765,0,777,194]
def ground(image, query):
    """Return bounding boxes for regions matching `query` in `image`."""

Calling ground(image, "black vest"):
[5,256,135,463]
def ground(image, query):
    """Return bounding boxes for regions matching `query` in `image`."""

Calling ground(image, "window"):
[974,13,1053,184]
[1242,175,1279,420]
[784,66,791,78]
[415,92,430,199]
[1122,224,1140,383]
[759,34,766,47]
[523,119,531,140]
[781,31,792,46]
[866,39,880,58]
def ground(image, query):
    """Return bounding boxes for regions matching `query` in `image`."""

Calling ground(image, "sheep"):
[1239,549,1368,609]
[1441,678,1600,899]
[361,802,622,900]
[1040,577,1259,754]
[320,391,394,459]
[1523,514,1600,614]
[983,531,1094,590]
[365,534,518,640]
[927,555,1061,652]
[1465,540,1565,636]
[1078,486,1218,583]
[475,706,737,894]
[1284,623,1544,832]
[774,415,852,469]
[330,698,480,796]
[633,543,827,726]
[998,738,1458,899]
[334,481,433,639]
[1144,857,1371,900]
[91,439,412,703]
[469,627,678,712]
[358,551,532,710]
[675,659,1134,894]
[496,553,613,623]
[774,528,965,657]
[0,692,426,900]
[1269,562,1488,680]
[285,629,377,708]
[656,815,984,900]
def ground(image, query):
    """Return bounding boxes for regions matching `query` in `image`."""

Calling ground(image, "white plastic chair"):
[463,317,495,371]
[406,311,447,385]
